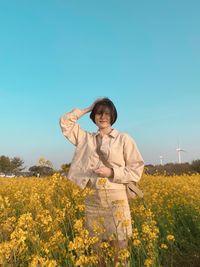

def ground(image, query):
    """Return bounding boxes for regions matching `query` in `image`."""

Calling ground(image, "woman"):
[59,98,144,265]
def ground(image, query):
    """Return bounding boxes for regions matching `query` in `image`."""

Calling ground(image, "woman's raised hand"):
[84,98,104,113]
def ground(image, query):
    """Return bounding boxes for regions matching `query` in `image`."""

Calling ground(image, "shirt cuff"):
[112,167,125,184]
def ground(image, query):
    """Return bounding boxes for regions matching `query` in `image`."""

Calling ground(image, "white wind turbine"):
[159,155,163,165]
[176,141,186,163]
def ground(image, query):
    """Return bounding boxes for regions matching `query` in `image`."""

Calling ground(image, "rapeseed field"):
[0,173,200,267]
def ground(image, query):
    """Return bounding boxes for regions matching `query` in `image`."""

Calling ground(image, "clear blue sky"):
[0,0,199,170]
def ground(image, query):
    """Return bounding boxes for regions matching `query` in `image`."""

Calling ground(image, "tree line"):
[0,155,200,176]
[145,160,200,175]
[0,156,54,176]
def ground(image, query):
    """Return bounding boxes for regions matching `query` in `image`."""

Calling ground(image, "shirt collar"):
[94,128,118,138]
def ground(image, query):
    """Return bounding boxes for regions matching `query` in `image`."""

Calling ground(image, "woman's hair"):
[90,98,118,125]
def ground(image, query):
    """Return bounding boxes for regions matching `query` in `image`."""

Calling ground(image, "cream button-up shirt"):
[59,108,144,189]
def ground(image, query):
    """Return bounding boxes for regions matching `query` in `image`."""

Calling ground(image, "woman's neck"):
[99,127,113,137]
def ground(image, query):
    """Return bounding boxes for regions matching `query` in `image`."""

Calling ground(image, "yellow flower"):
[115,210,124,220]
[160,243,168,249]
[97,178,107,186]
[133,239,141,247]
[132,228,139,239]
[92,218,105,235]
[144,258,153,267]
[118,248,130,260]
[166,234,175,242]
[75,255,88,266]
[76,204,85,212]
[100,241,110,249]
[74,219,83,231]
[122,219,130,228]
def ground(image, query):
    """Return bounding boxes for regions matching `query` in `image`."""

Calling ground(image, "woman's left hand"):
[94,167,114,178]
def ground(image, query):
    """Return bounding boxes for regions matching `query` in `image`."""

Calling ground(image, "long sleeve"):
[59,108,86,146]
[112,134,144,184]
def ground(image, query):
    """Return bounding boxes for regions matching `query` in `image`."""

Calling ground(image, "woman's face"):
[94,107,111,129]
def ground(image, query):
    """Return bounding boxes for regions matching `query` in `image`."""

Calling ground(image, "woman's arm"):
[112,134,144,184]
[59,104,94,146]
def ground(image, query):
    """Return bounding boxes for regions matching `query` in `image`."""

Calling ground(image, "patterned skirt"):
[85,188,132,241]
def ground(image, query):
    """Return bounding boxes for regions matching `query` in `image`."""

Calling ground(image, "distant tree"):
[0,156,11,173]
[0,155,25,174]
[191,159,200,173]
[10,157,25,173]
[38,157,53,168]
[60,163,71,174]
[29,165,54,176]
[28,157,54,177]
